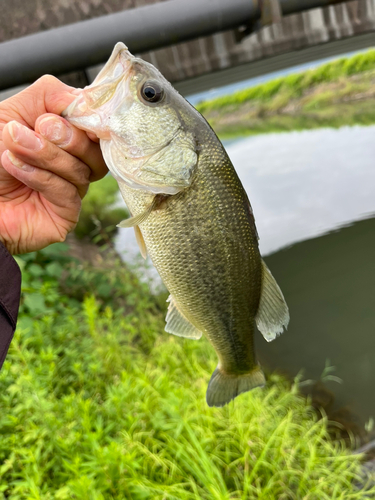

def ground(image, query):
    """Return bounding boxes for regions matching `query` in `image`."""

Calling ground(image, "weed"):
[0,246,372,498]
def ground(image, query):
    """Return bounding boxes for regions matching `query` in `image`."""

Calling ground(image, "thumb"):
[41,76,81,116]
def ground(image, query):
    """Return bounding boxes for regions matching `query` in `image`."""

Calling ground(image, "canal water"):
[115,125,375,427]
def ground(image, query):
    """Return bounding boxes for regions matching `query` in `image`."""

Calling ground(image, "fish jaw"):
[62,42,134,140]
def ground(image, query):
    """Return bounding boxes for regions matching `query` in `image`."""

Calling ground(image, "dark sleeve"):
[0,242,21,370]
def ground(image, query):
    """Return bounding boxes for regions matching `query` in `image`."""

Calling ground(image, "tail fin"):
[206,365,266,407]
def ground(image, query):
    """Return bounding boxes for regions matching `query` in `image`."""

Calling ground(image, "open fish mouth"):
[63,42,134,138]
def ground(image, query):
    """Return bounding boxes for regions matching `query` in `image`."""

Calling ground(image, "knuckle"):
[35,74,59,88]
[78,164,91,183]
[79,183,89,199]
[55,231,67,243]
[64,185,81,205]
[69,132,90,158]
[42,169,55,185]
[68,159,91,186]
[44,146,60,163]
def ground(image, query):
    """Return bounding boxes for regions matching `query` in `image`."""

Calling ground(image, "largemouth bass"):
[64,42,289,407]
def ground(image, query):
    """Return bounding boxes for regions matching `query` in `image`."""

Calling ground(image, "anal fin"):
[165,295,202,340]
[134,226,147,259]
[255,260,289,342]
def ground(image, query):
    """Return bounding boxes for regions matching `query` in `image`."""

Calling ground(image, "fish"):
[63,42,289,407]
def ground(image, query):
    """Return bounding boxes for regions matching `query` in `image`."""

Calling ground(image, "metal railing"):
[0,0,355,91]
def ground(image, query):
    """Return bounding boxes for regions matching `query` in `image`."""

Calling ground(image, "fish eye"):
[140,81,164,103]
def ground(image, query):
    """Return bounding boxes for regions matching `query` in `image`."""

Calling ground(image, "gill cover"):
[63,42,198,195]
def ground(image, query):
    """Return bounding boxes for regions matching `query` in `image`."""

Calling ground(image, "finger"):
[3,121,90,198]
[0,75,77,129]
[0,162,24,196]
[39,75,79,116]
[35,114,107,181]
[1,150,81,226]
[87,132,100,143]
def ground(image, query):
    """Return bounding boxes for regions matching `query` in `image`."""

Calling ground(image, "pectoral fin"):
[117,196,160,228]
[134,226,147,259]
[165,295,202,339]
[255,260,289,342]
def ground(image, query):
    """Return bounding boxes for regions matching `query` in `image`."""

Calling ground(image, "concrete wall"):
[141,0,375,83]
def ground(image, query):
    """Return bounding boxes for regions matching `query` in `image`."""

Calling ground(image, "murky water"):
[260,216,375,426]
[115,125,375,424]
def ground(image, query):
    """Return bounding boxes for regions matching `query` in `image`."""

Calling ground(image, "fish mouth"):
[63,42,134,137]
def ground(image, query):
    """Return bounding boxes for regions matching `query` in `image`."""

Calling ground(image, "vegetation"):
[74,174,128,243]
[197,49,375,138]
[0,244,372,498]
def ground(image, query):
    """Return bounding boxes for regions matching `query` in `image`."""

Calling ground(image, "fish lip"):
[63,42,134,119]
[94,42,131,84]
[89,42,134,91]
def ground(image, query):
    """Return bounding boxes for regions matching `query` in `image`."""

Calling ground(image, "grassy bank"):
[196,49,375,138]
[0,244,373,499]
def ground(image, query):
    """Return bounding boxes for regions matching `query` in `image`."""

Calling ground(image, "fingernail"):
[8,121,42,151]
[7,151,35,172]
[38,116,72,146]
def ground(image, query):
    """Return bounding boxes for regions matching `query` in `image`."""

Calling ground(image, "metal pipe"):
[0,0,353,91]
[281,0,350,13]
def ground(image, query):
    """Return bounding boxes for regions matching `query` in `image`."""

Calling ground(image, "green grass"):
[196,49,375,138]
[211,102,375,140]
[74,174,128,243]
[196,50,375,114]
[0,246,373,498]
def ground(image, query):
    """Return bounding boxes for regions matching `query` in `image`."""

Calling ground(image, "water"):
[260,216,375,427]
[224,126,375,256]
[115,125,375,425]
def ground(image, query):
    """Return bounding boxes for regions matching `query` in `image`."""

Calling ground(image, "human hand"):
[0,75,107,255]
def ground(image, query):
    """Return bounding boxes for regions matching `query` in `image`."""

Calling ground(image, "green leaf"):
[96,283,112,298]
[13,256,25,271]
[27,264,44,277]
[40,242,69,257]
[23,293,48,315]
[16,316,34,332]
[45,262,64,278]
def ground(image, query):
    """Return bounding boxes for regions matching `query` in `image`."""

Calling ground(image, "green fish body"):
[64,43,289,407]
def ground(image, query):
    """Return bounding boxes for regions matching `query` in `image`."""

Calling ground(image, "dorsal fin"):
[165,295,202,340]
[255,260,289,342]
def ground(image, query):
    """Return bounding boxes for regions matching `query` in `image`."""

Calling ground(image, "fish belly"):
[119,146,262,375]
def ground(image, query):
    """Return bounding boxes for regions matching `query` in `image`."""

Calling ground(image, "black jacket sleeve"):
[0,242,21,370]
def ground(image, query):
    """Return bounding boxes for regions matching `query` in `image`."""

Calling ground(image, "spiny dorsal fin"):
[255,260,289,342]
[134,226,147,259]
[165,295,202,340]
